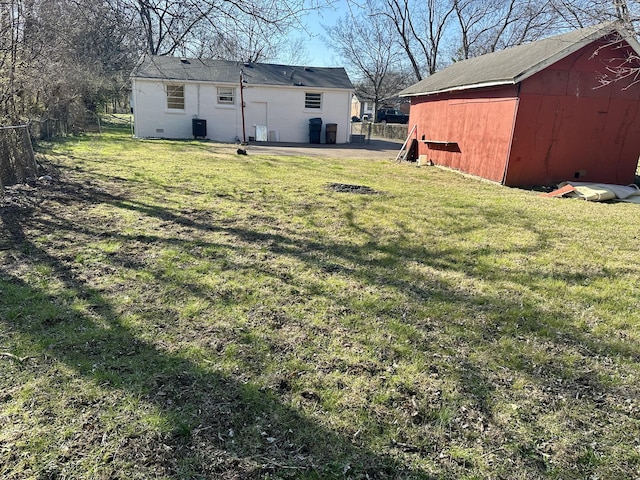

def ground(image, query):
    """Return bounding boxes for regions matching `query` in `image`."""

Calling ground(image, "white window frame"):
[305,92,322,110]
[166,84,185,110]
[217,86,235,105]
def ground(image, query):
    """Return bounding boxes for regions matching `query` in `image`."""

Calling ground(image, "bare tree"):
[377,0,457,80]
[325,0,410,119]
[0,0,138,129]
[581,1,640,88]
[367,0,638,77]
[0,0,38,123]
[452,0,557,59]
[549,0,640,30]
[188,10,310,63]
[453,0,498,59]
[128,0,331,60]
[0,0,331,131]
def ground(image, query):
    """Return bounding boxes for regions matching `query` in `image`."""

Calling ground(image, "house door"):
[247,102,267,141]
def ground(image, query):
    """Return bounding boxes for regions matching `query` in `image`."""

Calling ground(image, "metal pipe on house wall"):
[240,73,246,144]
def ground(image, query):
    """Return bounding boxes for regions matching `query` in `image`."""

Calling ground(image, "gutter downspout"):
[240,73,247,144]
[130,78,138,138]
[196,84,200,118]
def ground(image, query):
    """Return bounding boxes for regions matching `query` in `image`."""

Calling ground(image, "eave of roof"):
[400,22,640,98]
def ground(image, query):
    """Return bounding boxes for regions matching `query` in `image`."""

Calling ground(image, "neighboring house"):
[400,22,640,187]
[351,95,410,121]
[131,55,354,144]
[351,96,374,120]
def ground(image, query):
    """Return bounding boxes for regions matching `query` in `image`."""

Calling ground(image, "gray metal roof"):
[131,55,354,90]
[400,22,640,97]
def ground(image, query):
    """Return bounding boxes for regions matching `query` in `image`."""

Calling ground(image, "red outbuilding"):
[399,22,640,187]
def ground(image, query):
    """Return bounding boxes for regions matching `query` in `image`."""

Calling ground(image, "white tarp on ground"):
[543,182,640,202]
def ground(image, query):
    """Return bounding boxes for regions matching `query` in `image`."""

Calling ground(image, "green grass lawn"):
[1,127,639,479]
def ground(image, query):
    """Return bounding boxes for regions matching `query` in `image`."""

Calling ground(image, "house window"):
[218,87,235,104]
[166,84,184,110]
[305,92,322,109]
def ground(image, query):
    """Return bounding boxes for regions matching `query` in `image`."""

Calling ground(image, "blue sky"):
[281,0,353,67]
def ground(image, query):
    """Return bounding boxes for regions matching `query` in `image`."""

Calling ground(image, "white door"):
[247,102,267,141]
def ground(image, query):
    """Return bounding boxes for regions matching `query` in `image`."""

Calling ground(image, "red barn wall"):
[409,88,518,183]
[408,36,640,187]
[506,39,640,186]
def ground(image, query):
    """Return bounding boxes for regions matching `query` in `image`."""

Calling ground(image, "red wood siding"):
[506,39,640,186]
[408,36,640,187]
[409,88,518,183]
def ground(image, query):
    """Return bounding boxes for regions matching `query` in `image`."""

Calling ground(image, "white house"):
[130,55,354,144]
[350,96,375,121]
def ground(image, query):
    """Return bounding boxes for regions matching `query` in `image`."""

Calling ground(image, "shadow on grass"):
[2,159,639,478]
[111,191,640,366]
[0,186,430,478]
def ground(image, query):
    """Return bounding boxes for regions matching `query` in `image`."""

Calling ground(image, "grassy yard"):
[1,125,639,479]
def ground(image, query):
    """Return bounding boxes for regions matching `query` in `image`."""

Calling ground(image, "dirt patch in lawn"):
[327,183,382,195]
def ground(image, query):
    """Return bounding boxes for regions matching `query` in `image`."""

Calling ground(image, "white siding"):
[132,78,352,144]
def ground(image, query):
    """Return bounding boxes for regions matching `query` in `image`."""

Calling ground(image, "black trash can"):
[325,123,337,144]
[192,118,207,139]
[309,117,322,144]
